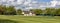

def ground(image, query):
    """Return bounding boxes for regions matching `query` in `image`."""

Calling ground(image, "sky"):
[0,0,60,10]
[38,0,52,2]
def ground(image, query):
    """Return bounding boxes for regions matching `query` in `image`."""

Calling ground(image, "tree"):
[45,8,57,16]
[0,5,6,15]
[5,6,16,15]
[17,9,22,15]
[56,8,60,15]
[0,5,16,15]
[45,8,55,14]
[30,9,43,14]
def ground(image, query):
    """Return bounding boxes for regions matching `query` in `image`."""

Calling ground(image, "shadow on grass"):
[0,19,18,23]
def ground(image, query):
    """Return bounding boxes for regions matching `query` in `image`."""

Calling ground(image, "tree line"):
[30,8,60,16]
[0,5,60,16]
[0,5,16,15]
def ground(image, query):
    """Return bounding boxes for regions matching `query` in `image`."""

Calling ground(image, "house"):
[22,11,36,16]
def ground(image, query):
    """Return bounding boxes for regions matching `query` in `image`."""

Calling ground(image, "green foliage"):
[56,8,60,15]
[45,8,56,14]
[17,9,22,15]
[0,5,16,15]
[6,6,15,12]
[0,4,60,16]
[45,8,60,16]
[5,6,16,15]
[0,5,6,15]
[30,9,43,14]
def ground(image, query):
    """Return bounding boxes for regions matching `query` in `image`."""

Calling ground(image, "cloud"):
[32,1,38,3]
[50,0,57,7]
[0,0,45,9]
[0,0,60,10]
[17,0,24,4]
[50,0,60,7]
[56,1,60,5]
[24,1,29,5]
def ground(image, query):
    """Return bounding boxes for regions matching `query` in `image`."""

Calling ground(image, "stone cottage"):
[22,11,35,16]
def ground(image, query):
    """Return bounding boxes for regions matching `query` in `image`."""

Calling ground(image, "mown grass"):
[0,15,60,23]
[0,19,18,23]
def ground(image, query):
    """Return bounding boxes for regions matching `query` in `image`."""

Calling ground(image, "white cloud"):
[32,1,38,3]
[29,7,33,9]
[0,0,40,9]
[29,4,32,6]
[50,0,57,7]
[2,0,7,2]
[56,1,60,5]
[8,0,15,2]
[0,0,60,10]
[17,0,24,4]
[50,0,60,7]
[24,2,29,5]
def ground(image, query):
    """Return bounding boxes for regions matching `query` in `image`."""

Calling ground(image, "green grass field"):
[0,15,60,23]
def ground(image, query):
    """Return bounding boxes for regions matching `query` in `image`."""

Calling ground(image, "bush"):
[0,19,18,23]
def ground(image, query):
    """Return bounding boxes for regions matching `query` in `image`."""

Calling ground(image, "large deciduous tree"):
[17,9,22,15]
[30,9,43,14]
[56,8,60,16]
[5,6,16,15]
[0,5,6,15]
[45,8,56,14]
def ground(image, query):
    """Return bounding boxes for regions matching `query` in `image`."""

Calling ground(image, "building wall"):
[22,11,36,16]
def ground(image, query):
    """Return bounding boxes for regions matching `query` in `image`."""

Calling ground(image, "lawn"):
[0,15,60,23]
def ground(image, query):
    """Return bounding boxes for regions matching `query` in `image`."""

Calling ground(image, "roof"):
[23,11,35,14]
